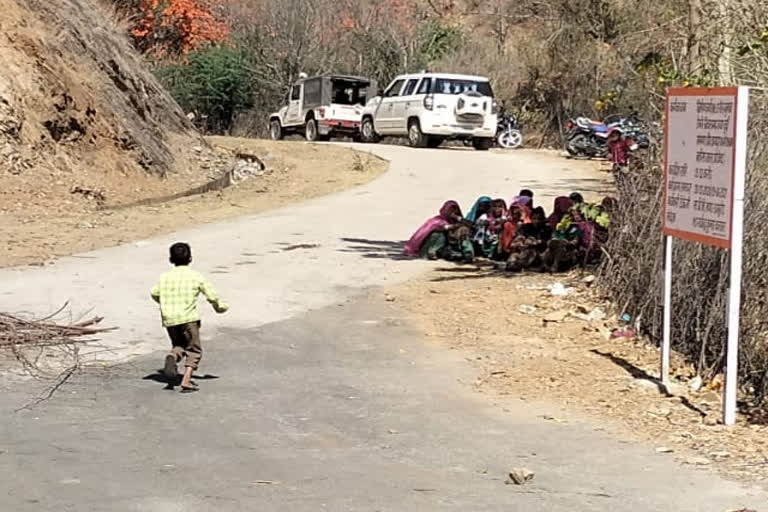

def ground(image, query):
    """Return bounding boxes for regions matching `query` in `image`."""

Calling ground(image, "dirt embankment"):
[0,0,386,267]
[0,0,212,200]
[0,139,386,267]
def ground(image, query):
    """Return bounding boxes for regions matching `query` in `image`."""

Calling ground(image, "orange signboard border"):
[662,87,739,250]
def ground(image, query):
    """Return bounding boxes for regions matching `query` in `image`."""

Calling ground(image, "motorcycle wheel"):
[566,133,589,157]
[497,129,523,149]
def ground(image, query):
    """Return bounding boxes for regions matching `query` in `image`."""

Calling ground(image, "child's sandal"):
[180,383,199,393]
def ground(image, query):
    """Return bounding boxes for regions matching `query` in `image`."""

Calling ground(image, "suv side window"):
[402,79,419,96]
[291,85,301,101]
[416,78,431,95]
[385,79,406,98]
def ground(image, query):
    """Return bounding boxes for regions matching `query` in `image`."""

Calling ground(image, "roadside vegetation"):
[109,0,768,410]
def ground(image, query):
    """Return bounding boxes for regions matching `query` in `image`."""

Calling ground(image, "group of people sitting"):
[403,189,616,273]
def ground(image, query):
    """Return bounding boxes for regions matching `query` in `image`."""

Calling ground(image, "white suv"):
[360,72,498,150]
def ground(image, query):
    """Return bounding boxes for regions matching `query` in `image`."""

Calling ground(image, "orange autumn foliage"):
[131,0,229,56]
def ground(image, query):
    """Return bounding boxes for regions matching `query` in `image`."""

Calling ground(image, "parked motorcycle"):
[496,113,523,149]
[564,112,648,158]
[464,112,523,149]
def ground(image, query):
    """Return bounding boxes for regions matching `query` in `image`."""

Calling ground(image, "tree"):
[131,0,229,56]
[156,46,254,133]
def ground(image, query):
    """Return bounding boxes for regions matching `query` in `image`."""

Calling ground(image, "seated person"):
[497,205,523,260]
[422,224,474,263]
[517,188,535,209]
[466,196,492,224]
[473,198,508,259]
[506,207,552,272]
[548,196,574,229]
[541,208,585,272]
[403,200,465,259]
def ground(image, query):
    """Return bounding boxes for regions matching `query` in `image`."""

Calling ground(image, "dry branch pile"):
[0,308,115,349]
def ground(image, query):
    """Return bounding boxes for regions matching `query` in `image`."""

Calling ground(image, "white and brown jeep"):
[269,74,377,142]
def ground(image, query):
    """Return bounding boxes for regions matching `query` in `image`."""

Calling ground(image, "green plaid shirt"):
[151,266,227,327]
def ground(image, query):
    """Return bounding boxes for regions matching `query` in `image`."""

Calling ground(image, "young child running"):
[151,242,228,392]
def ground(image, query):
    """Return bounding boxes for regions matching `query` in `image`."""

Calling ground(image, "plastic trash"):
[549,282,570,296]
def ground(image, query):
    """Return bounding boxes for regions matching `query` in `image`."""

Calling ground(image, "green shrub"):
[155,46,255,134]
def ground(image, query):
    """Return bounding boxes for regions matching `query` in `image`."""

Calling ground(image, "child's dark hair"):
[169,242,192,266]
[519,189,534,198]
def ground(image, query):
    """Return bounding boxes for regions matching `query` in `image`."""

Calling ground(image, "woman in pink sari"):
[403,200,463,257]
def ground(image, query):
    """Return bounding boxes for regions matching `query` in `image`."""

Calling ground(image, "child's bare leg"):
[180,366,196,389]
[180,322,202,391]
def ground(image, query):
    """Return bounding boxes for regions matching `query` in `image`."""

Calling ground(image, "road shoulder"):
[390,266,768,488]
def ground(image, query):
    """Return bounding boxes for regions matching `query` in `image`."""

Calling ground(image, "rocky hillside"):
[0,0,216,211]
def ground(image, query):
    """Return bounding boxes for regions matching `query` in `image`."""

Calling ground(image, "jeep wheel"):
[305,118,319,142]
[361,117,379,143]
[472,137,494,151]
[408,119,427,148]
[269,119,284,141]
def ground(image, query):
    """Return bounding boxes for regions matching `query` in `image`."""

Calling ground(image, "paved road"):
[1,143,764,510]
[0,143,610,362]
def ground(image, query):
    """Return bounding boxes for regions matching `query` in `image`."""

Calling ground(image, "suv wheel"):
[361,117,379,143]
[472,137,493,151]
[305,118,319,142]
[408,119,427,148]
[269,119,284,141]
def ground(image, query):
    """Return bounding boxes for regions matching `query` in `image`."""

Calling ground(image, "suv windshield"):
[432,78,493,97]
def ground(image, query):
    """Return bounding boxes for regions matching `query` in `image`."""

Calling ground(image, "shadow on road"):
[143,370,220,390]
[340,238,544,282]
[339,238,411,260]
[428,264,512,282]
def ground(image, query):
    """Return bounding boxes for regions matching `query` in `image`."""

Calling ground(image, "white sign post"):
[662,86,749,426]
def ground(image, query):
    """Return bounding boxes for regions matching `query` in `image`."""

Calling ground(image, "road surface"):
[0,144,611,362]
[1,143,763,510]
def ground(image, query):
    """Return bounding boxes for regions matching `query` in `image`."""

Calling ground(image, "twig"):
[14,362,79,413]
[36,302,71,323]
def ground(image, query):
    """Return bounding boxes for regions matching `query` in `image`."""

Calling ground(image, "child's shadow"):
[143,370,220,390]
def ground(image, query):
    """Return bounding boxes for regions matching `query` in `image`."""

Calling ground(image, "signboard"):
[661,86,749,427]
[663,87,740,249]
